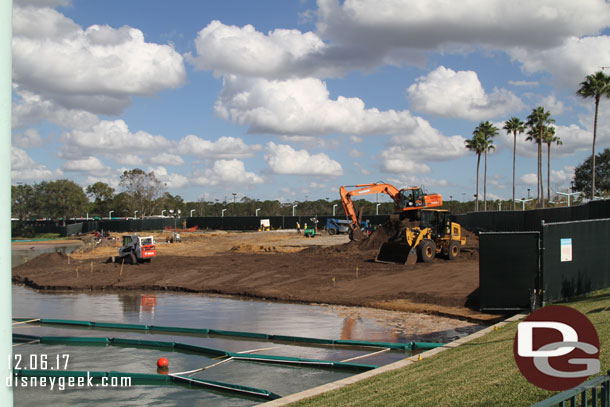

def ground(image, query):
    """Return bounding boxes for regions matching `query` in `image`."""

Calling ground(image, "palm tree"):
[474,121,498,211]
[576,71,610,199]
[465,132,485,212]
[503,117,526,210]
[526,107,554,207]
[543,126,562,202]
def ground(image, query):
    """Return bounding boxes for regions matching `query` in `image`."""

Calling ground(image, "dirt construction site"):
[12,226,497,323]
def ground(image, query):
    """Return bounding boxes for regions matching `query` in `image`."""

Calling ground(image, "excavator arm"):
[339,183,401,227]
[339,182,443,241]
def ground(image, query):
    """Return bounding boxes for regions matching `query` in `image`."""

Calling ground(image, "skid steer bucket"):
[375,242,417,265]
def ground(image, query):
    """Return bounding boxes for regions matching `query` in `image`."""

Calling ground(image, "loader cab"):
[397,188,424,210]
[122,235,133,247]
[420,210,451,239]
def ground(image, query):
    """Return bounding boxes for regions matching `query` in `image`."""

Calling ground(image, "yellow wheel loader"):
[375,209,466,265]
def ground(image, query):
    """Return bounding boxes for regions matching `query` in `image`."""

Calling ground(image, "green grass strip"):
[288,289,610,407]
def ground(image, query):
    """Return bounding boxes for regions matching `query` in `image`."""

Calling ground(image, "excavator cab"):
[397,188,424,210]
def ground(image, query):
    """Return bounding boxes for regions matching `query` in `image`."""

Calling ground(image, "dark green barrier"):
[541,218,610,302]
[479,232,540,310]
[454,200,610,233]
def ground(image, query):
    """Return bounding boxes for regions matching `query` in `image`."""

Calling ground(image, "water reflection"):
[11,282,484,406]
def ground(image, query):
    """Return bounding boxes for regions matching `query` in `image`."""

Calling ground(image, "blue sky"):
[10,0,610,205]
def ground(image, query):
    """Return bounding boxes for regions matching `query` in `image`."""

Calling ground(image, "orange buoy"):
[157,357,169,369]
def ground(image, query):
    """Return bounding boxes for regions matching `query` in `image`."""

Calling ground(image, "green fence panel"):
[541,218,610,302]
[479,232,540,310]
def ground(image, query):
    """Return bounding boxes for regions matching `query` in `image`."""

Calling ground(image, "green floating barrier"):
[149,326,210,335]
[13,369,279,400]
[171,375,280,400]
[412,341,444,350]
[92,322,149,330]
[12,333,376,372]
[41,336,110,345]
[12,317,444,352]
[40,319,93,327]
[209,329,270,340]
[173,342,228,357]
[112,338,175,349]
[271,335,335,345]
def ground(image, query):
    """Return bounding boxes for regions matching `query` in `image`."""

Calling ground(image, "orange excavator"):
[339,182,442,241]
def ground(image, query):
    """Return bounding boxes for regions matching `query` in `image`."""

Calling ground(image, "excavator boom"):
[339,182,443,239]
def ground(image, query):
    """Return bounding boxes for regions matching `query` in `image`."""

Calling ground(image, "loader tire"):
[447,241,460,260]
[417,239,436,263]
[127,253,136,265]
[328,228,336,235]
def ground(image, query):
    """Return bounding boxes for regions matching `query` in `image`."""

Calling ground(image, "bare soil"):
[12,229,496,323]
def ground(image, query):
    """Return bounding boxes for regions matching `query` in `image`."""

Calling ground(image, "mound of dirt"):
[230,244,302,254]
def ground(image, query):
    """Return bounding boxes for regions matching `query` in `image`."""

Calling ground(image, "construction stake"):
[120,259,124,277]
[356,266,359,279]
[75,266,79,279]
[90,261,93,273]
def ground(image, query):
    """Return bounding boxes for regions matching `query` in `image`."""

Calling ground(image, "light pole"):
[232,193,237,215]
[556,191,579,207]
[255,208,261,216]
[332,204,338,216]
[376,203,381,215]
[221,209,227,217]
[108,210,113,220]
[134,210,138,219]
[190,209,195,217]
[527,188,530,199]
[515,198,533,211]
[292,204,298,216]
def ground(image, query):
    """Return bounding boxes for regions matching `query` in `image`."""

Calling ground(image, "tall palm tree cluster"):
[464,70,610,211]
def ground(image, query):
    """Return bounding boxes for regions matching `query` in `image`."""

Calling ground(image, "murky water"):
[11,247,484,406]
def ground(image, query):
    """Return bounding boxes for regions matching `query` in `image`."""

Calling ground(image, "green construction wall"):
[479,232,540,310]
[541,218,610,303]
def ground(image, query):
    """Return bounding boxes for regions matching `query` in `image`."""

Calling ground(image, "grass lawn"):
[290,290,610,407]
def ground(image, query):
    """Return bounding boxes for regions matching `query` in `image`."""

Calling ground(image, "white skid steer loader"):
[118,234,156,264]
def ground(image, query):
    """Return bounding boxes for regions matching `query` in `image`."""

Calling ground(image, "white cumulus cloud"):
[11,147,62,181]
[177,135,261,159]
[215,75,430,136]
[12,6,186,117]
[407,66,524,120]
[192,159,264,186]
[148,153,185,167]
[61,156,109,173]
[264,142,343,176]
[60,120,173,159]
[12,128,45,149]
[509,36,610,88]
[187,20,329,79]
[317,0,610,52]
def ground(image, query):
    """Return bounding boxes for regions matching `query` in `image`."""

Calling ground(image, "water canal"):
[11,246,483,406]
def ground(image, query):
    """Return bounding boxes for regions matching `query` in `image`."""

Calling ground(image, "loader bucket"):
[375,242,417,265]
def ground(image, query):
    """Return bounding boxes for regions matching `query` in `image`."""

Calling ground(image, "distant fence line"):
[13,200,610,237]
[13,214,393,237]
